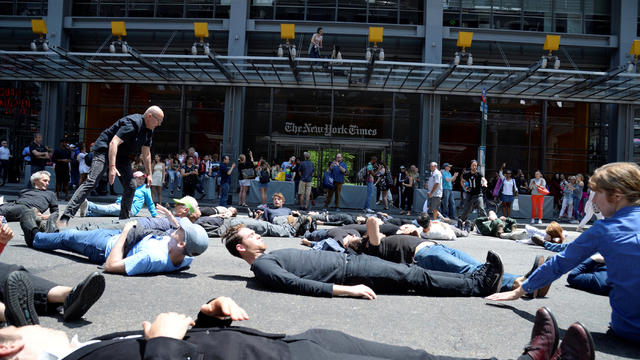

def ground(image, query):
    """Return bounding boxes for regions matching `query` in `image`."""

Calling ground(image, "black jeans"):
[403,187,414,211]
[64,152,135,220]
[286,328,472,360]
[343,254,482,297]
[0,262,58,314]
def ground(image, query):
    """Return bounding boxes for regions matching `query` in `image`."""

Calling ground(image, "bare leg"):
[47,286,72,303]
[382,190,389,209]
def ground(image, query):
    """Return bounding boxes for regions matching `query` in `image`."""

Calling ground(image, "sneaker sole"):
[4,271,39,326]
[487,251,504,295]
[63,273,105,321]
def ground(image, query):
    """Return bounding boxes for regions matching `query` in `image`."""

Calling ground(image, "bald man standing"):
[59,106,164,225]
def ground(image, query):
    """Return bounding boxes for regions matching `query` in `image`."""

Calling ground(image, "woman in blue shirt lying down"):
[487,162,640,343]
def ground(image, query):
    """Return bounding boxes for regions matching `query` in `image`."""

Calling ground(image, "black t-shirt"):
[91,114,153,158]
[326,228,360,243]
[362,235,425,264]
[16,188,58,214]
[182,164,199,185]
[238,161,255,180]
[29,141,48,168]
[463,172,484,196]
[341,223,400,236]
[52,147,72,168]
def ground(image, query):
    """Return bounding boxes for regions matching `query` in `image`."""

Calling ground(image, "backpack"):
[259,169,270,184]
[322,170,334,190]
[356,166,367,182]
[84,152,93,167]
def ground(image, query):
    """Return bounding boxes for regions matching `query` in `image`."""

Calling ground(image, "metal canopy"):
[2,50,640,104]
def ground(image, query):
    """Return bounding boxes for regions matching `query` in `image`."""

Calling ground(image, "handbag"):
[536,184,550,196]
[512,198,520,211]
[241,168,256,179]
[322,170,335,190]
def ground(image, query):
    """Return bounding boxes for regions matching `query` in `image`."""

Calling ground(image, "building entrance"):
[269,136,391,186]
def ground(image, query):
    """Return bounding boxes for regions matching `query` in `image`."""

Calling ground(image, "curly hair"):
[545,221,564,243]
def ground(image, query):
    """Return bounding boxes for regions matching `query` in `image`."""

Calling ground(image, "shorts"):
[500,194,514,203]
[298,181,313,197]
[239,179,252,187]
[258,182,269,189]
[428,196,442,211]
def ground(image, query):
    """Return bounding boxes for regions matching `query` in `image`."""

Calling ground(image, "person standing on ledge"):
[58,106,164,226]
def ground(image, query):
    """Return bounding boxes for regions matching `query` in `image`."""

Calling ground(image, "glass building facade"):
[0,0,636,185]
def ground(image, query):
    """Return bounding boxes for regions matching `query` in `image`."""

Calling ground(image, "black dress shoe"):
[471,250,504,296]
[4,271,39,327]
[522,307,559,360]
[63,272,105,321]
[551,322,595,360]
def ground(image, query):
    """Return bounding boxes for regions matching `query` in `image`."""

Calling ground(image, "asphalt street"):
[2,205,638,359]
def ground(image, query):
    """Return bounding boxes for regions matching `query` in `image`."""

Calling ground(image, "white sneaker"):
[79,199,88,217]
[531,219,535,224]
[537,219,543,224]
[365,208,375,213]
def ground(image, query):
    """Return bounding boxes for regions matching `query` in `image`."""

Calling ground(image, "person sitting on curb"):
[78,171,157,218]
[29,217,209,276]
[0,218,104,325]
[0,297,595,359]
[474,210,529,240]
[487,162,640,343]
[222,223,504,299]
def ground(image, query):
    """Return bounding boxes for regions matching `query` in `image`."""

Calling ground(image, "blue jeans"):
[85,201,129,217]
[441,189,456,219]
[33,229,121,264]
[364,182,374,209]
[219,182,230,206]
[567,258,610,296]
[572,195,582,218]
[304,229,329,242]
[544,241,568,253]
[413,244,517,292]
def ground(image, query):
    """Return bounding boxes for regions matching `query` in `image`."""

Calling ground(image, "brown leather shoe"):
[523,307,559,360]
[551,322,595,360]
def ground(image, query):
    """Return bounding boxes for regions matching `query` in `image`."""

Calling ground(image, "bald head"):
[144,105,164,130]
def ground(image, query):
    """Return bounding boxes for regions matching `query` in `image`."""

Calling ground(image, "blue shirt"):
[442,170,453,190]
[331,161,347,183]
[115,184,157,217]
[220,163,230,185]
[300,160,314,182]
[105,234,193,276]
[522,206,640,342]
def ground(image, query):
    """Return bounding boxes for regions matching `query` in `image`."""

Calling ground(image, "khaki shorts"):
[298,181,313,197]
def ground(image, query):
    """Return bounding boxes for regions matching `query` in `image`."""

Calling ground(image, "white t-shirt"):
[427,169,443,198]
[502,178,516,196]
[418,221,456,241]
[77,152,90,174]
[0,146,10,160]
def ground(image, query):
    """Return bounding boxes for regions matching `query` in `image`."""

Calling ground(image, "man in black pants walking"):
[222,224,504,299]
[58,106,163,226]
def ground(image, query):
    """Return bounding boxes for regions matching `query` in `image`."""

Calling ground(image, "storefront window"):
[0,81,42,162]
